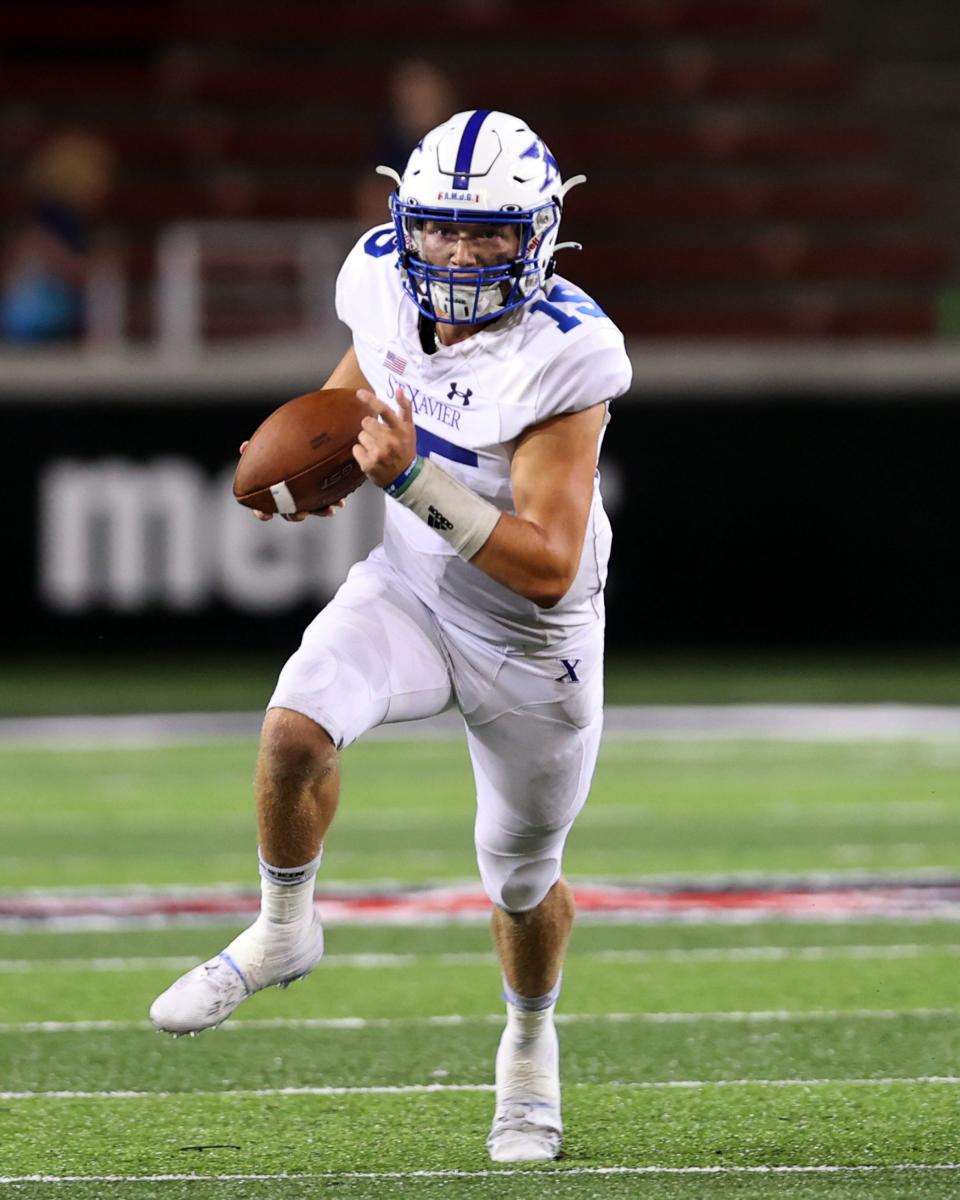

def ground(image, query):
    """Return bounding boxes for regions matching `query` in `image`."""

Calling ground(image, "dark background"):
[8,389,958,657]
[4,0,960,673]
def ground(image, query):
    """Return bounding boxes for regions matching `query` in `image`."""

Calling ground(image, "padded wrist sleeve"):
[389,455,501,561]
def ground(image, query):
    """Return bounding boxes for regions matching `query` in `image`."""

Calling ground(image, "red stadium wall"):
[1,0,956,342]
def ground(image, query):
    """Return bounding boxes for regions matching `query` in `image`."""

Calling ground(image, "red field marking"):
[3,879,960,927]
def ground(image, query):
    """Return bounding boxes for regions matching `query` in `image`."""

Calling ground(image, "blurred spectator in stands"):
[354,59,456,226]
[0,131,115,343]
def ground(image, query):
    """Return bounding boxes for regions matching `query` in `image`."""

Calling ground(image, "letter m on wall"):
[40,459,208,611]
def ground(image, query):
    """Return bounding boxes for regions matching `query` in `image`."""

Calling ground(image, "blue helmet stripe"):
[451,109,491,190]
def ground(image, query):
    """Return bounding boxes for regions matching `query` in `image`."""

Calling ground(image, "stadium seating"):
[1,0,953,341]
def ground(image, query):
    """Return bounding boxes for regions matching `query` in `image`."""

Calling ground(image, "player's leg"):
[491,876,575,1005]
[149,553,453,1034]
[471,707,602,1162]
[461,626,604,1163]
[256,705,340,869]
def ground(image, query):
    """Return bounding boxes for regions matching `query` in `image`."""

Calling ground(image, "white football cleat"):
[149,913,324,1035]
[487,1019,562,1163]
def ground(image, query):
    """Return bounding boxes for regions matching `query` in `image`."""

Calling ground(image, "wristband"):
[384,454,424,498]
[389,455,501,561]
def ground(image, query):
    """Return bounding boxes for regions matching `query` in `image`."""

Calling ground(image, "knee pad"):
[476,844,562,914]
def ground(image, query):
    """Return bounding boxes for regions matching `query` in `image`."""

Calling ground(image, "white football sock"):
[257,848,322,927]
[506,1000,556,1042]
[502,975,561,1040]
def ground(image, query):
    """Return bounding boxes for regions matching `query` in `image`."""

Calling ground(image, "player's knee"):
[257,707,337,798]
[476,847,561,914]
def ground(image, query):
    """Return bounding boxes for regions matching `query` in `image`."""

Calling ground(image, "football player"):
[151,109,632,1163]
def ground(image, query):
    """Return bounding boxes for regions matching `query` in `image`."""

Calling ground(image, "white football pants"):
[269,548,604,912]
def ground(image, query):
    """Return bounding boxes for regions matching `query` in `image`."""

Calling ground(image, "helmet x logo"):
[520,139,559,193]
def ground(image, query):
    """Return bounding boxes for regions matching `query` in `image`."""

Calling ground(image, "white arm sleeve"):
[533,329,633,424]
[335,224,397,333]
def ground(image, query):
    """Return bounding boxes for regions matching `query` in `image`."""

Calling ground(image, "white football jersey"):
[335,224,632,648]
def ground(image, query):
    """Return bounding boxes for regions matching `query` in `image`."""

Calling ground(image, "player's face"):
[420,220,520,272]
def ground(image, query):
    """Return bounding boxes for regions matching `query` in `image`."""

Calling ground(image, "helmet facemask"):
[390,196,560,325]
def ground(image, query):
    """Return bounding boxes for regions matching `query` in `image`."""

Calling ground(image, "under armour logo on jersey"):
[555,659,581,683]
[447,382,472,405]
[427,505,454,532]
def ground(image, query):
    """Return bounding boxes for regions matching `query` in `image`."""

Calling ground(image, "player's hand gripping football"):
[237,441,346,522]
[353,388,417,487]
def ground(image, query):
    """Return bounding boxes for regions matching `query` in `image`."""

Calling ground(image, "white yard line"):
[8,907,960,933]
[0,1083,494,1100]
[5,703,960,749]
[2,1164,960,1183]
[1,943,957,973]
[1,1007,955,1035]
[588,944,959,963]
[0,956,201,973]
[4,1077,960,1101]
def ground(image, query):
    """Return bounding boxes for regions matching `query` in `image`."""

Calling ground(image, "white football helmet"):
[379,109,585,325]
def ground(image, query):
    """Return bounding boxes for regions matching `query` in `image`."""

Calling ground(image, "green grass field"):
[8,649,960,714]
[2,732,960,1197]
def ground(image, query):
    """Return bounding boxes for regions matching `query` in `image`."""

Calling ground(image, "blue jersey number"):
[416,426,478,468]
[531,283,607,334]
[364,229,397,258]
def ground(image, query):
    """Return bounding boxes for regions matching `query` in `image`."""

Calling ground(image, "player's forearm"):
[385,452,583,608]
[469,514,579,608]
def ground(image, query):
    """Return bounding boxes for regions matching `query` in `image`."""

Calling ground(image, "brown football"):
[233,388,369,515]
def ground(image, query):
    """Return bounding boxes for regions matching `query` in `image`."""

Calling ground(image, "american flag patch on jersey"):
[383,350,407,375]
